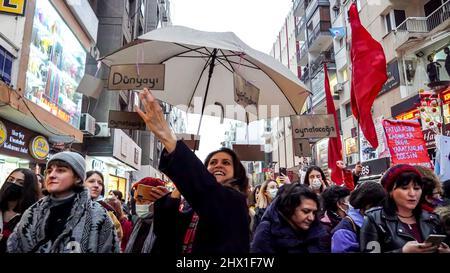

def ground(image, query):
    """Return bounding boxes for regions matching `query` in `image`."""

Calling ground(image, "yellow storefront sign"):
[0,120,6,147]
[29,135,49,160]
[0,0,26,16]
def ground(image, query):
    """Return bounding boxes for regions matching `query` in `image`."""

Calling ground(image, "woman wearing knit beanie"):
[360,164,450,253]
[7,151,120,253]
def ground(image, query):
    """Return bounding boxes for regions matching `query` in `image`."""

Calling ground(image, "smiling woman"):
[360,164,450,253]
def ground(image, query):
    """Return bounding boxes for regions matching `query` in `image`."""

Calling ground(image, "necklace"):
[397,213,414,218]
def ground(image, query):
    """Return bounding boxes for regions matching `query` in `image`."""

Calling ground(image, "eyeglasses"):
[6,176,25,186]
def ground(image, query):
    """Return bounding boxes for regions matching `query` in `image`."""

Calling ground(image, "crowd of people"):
[1,88,450,253]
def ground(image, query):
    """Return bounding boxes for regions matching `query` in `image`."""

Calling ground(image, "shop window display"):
[24,0,86,128]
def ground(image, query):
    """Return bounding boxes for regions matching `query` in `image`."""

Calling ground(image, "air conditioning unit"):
[333,83,344,93]
[80,113,96,135]
[94,122,111,137]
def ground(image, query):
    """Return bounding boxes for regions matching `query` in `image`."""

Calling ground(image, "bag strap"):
[345,215,358,233]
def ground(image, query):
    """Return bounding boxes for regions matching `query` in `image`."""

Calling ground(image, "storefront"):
[0,117,50,185]
[391,89,450,160]
[24,0,87,129]
[85,129,142,201]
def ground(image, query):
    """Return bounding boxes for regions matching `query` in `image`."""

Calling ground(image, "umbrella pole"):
[195,49,218,150]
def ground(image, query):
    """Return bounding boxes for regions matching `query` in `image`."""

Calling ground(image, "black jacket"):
[360,207,443,253]
[251,199,330,253]
[157,141,250,254]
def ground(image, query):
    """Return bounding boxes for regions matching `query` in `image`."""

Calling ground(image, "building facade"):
[0,0,98,184]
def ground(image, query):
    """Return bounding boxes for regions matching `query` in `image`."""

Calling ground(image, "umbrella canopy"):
[101,26,310,123]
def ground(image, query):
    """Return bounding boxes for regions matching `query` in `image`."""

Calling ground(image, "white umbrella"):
[101,26,310,126]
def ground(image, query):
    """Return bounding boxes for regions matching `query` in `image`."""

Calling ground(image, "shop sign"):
[0,118,48,161]
[234,73,260,110]
[348,157,390,176]
[395,109,419,121]
[92,159,107,173]
[29,136,49,160]
[379,60,400,95]
[0,120,6,147]
[383,119,431,168]
[0,0,26,16]
[442,89,450,104]
[291,114,337,139]
[108,64,165,90]
[176,133,200,151]
[422,124,450,150]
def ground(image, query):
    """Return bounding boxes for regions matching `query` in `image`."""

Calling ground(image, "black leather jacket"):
[360,207,442,253]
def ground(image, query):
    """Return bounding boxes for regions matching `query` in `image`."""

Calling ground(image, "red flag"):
[324,63,344,185]
[349,2,387,149]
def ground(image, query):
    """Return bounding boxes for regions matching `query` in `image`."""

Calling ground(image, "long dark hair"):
[86,170,105,196]
[204,147,249,195]
[303,166,328,191]
[384,171,424,216]
[0,168,39,213]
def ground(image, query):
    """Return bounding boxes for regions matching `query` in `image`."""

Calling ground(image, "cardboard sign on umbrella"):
[101,26,311,143]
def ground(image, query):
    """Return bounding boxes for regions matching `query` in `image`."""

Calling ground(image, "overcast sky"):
[169,0,292,160]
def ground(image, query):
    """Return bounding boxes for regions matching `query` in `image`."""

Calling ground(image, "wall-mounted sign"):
[395,109,419,121]
[293,139,312,157]
[108,110,146,130]
[29,136,49,160]
[234,73,260,111]
[379,60,400,95]
[0,0,26,16]
[291,114,337,139]
[0,118,48,162]
[0,120,6,147]
[92,159,107,173]
[108,64,165,90]
[442,88,450,104]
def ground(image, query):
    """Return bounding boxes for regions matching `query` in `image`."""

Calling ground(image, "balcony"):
[296,17,307,41]
[297,42,309,66]
[294,0,306,17]
[305,0,330,22]
[307,21,332,53]
[394,0,450,51]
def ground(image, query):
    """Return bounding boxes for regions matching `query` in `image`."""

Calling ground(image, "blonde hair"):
[255,180,277,209]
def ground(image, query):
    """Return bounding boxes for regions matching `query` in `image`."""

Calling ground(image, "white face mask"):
[267,188,278,199]
[135,204,151,218]
[311,179,322,190]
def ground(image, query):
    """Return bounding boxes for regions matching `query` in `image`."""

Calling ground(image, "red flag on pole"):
[349,2,387,149]
[325,63,344,185]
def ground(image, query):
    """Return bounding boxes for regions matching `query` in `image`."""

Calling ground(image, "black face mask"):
[1,182,23,201]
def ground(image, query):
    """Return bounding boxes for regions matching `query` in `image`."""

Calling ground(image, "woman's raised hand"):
[135,88,177,153]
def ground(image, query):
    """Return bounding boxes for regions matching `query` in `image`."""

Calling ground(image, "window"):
[384,9,406,33]
[345,102,352,117]
[0,46,13,84]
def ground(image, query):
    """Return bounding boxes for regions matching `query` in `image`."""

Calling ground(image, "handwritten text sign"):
[108,64,165,90]
[291,114,337,139]
[382,119,431,167]
[234,73,260,110]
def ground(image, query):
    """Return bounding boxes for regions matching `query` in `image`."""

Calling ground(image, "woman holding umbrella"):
[136,88,249,254]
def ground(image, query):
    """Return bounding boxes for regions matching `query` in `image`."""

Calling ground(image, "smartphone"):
[136,184,155,201]
[423,234,447,246]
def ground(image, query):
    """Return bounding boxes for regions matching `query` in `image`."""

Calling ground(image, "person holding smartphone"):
[360,164,450,253]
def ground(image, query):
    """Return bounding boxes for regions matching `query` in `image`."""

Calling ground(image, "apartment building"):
[327,0,449,177]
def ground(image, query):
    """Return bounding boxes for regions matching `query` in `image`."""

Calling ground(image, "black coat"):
[156,141,250,254]
[251,199,330,253]
[360,207,443,253]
